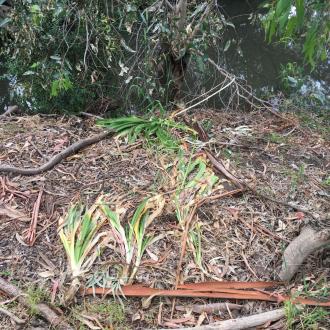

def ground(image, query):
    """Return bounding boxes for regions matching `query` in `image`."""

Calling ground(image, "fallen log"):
[279,226,330,281]
[0,131,112,176]
[0,277,73,330]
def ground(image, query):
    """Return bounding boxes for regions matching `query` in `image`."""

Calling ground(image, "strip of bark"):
[279,227,330,281]
[0,131,112,176]
[82,282,330,306]
[160,308,285,330]
[0,277,73,330]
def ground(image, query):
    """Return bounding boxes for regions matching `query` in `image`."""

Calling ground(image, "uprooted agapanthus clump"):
[58,193,166,301]
[99,194,165,284]
[58,197,108,279]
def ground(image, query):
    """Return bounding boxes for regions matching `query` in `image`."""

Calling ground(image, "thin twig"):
[79,112,104,120]
[174,78,236,117]
[25,189,43,246]
[0,306,25,325]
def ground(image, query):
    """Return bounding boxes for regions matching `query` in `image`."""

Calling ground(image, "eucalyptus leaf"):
[0,17,11,28]
[23,71,36,76]
[224,40,231,52]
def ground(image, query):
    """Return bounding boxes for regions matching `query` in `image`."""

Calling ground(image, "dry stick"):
[173,77,236,117]
[206,148,317,218]
[26,189,43,246]
[175,203,199,288]
[172,204,198,318]
[250,192,319,219]
[198,50,297,124]
[279,227,330,281]
[0,277,74,330]
[0,131,113,176]
[79,112,104,120]
[189,119,318,218]
[82,283,330,306]
[205,150,243,189]
[172,189,243,317]
[0,306,25,325]
[160,308,285,330]
[176,302,242,314]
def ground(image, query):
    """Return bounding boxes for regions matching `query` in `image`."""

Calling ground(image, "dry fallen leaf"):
[0,206,29,221]
[276,219,286,232]
[38,271,55,278]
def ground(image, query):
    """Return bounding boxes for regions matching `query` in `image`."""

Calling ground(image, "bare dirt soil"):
[0,109,329,329]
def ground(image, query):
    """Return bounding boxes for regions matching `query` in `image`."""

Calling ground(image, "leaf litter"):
[0,109,329,329]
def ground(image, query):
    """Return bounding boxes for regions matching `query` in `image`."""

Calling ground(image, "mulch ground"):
[0,108,329,329]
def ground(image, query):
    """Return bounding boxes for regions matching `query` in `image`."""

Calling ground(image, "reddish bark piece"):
[178,281,282,290]
[81,282,330,306]
[25,189,43,246]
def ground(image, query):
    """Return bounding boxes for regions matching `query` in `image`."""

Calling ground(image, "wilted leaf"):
[38,270,55,278]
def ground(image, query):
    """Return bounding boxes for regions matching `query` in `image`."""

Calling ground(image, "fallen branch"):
[279,227,330,281]
[0,277,73,330]
[205,150,243,189]
[175,204,198,288]
[163,308,285,330]
[0,131,112,176]
[248,192,319,220]
[188,119,319,219]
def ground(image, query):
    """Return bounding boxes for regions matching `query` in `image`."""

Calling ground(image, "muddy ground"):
[0,108,329,329]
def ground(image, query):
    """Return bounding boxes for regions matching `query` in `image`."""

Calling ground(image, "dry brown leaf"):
[0,206,29,221]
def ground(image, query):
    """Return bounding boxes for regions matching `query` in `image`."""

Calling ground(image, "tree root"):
[0,131,112,176]
[279,227,330,281]
[159,308,285,330]
[0,277,73,330]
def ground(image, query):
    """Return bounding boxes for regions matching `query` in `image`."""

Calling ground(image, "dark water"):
[0,0,329,112]
[219,0,329,92]
[219,0,293,90]
[182,0,329,108]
